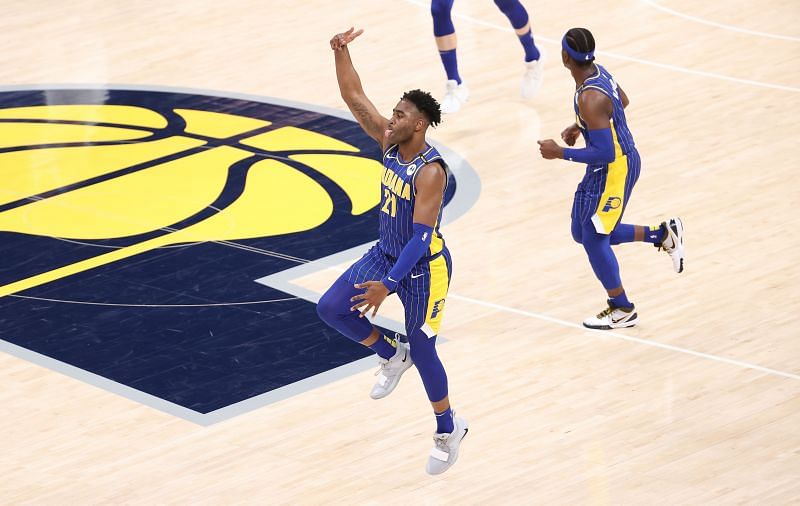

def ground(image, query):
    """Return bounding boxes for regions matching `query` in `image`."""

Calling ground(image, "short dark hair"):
[565,27,596,67]
[401,89,442,127]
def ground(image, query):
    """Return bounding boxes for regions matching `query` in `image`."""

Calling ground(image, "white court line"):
[255,246,800,382]
[9,294,299,308]
[401,0,800,93]
[48,236,203,250]
[449,294,800,381]
[642,0,800,42]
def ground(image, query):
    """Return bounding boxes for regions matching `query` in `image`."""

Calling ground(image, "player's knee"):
[407,330,439,364]
[409,341,434,366]
[494,0,528,29]
[315,294,332,324]
[431,0,455,36]
[316,288,342,325]
[494,0,523,14]
[571,220,583,244]
[431,0,454,17]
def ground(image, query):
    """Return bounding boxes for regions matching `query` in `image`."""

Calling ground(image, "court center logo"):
[0,88,390,295]
[0,87,478,424]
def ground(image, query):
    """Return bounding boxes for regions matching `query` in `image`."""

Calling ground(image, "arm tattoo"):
[352,100,372,122]
[350,99,381,139]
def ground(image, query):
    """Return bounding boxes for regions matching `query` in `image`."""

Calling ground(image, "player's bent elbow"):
[597,144,616,164]
[341,92,356,105]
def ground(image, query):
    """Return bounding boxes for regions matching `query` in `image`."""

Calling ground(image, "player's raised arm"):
[330,28,390,149]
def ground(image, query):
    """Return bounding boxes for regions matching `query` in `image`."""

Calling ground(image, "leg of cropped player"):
[493,0,544,98]
[430,0,469,114]
[430,0,543,114]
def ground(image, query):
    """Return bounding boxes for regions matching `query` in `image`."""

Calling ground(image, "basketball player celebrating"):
[431,0,544,113]
[538,27,684,330]
[317,27,467,475]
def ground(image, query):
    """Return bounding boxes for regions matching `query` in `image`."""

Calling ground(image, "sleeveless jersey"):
[574,64,636,164]
[378,143,447,259]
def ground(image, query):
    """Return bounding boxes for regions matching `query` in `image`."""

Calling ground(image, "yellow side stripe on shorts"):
[424,254,450,335]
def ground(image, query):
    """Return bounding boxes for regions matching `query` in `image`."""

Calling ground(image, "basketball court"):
[1,0,798,503]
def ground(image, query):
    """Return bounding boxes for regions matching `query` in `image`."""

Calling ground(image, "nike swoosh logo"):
[592,167,602,173]
[410,273,424,279]
[612,312,636,324]
[401,349,408,362]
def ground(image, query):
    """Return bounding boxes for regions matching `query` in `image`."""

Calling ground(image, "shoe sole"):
[583,313,638,330]
[583,321,637,330]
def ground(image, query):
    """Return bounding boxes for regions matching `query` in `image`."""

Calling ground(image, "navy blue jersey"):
[378,143,447,259]
[572,64,641,234]
[574,64,636,160]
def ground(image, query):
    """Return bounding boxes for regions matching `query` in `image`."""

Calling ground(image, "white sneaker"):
[583,302,638,330]
[659,217,685,273]
[440,80,469,114]
[520,57,544,99]
[426,415,469,475]
[369,340,412,399]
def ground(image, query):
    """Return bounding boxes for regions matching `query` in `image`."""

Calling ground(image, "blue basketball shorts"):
[344,243,453,337]
[571,148,641,234]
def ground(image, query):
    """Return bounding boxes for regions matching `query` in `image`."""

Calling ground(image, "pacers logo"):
[0,88,389,296]
[430,299,446,319]
[601,196,622,213]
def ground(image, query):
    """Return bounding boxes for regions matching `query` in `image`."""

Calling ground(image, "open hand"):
[350,280,390,318]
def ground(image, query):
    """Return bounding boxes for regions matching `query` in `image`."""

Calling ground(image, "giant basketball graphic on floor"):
[0,88,476,421]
